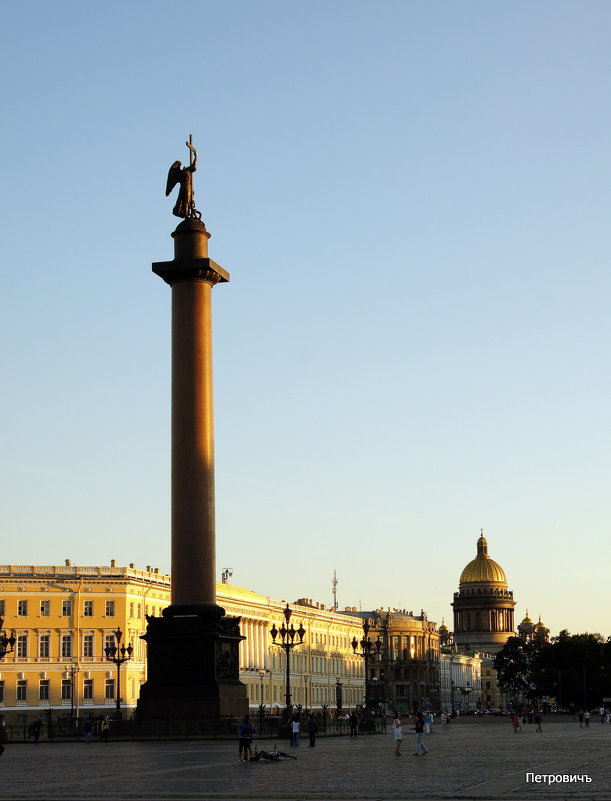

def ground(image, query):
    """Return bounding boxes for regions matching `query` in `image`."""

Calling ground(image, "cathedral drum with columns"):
[451,531,516,654]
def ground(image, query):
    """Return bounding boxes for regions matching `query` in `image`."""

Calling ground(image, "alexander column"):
[137,137,247,721]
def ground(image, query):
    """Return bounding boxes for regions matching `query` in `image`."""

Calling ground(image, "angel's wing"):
[165,161,182,196]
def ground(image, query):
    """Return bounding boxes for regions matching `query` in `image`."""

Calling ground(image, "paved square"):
[1,717,609,800]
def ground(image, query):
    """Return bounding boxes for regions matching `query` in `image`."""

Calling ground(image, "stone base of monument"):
[137,604,248,723]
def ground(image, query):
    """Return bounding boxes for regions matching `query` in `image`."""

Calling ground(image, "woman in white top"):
[291,718,300,747]
[393,714,402,756]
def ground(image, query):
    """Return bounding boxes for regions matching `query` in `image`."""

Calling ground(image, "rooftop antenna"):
[332,569,338,611]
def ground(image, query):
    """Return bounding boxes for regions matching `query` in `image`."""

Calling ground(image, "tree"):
[494,637,536,699]
[495,631,609,711]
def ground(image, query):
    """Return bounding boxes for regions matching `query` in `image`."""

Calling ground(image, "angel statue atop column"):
[166,135,202,220]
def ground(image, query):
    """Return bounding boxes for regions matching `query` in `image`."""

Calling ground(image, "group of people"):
[511,710,543,733]
[238,712,321,761]
[574,707,610,727]
[240,710,438,761]
[393,711,431,756]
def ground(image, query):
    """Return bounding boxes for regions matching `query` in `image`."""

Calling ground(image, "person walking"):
[0,717,7,757]
[100,716,110,743]
[393,713,402,756]
[511,712,522,733]
[424,710,433,734]
[413,712,429,756]
[578,709,584,728]
[291,717,300,747]
[440,711,447,729]
[535,710,542,732]
[238,715,254,762]
[584,710,590,728]
[84,717,92,744]
[307,714,318,747]
[349,712,358,738]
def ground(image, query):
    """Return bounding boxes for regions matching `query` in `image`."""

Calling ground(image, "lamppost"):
[258,668,269,732]
[371,676,379,714]
[65,659,79,721]
[459,682,472,712]
[0,617,16,661]
[450,679,456,715]
[303,675,309,715]
[351,620,381,712]
[335,676,343,715]
[379,668,386,716]
[269,604,306,721]
[321,702,329,732]
[104,627,133,719]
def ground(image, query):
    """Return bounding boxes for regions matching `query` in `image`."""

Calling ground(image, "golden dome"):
[438,617,448,632]
[459,532,507,585]
[518,611,535,635]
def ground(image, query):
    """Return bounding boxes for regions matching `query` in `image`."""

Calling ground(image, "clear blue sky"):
[2,1,610,637]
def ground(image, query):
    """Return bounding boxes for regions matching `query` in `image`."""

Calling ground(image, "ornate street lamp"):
[351,620,381,711]
[269,604,306,720]
[0,617,16,661]
[104,627,133,719]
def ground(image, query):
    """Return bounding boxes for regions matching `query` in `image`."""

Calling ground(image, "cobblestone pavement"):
[1,717,610,801]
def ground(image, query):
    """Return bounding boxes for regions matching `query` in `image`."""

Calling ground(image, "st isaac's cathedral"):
[450,530,516,655]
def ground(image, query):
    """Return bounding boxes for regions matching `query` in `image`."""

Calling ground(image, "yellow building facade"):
[0,561,171,723]
[228,590,366,714]
[0,563,365,723]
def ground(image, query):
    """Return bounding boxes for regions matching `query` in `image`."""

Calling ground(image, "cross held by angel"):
[166,136,202,220]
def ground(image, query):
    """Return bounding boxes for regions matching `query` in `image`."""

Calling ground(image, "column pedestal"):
[137,605,247,722]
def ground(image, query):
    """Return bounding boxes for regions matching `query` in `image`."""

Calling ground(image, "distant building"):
[451,531,516,655]
[481,656,506,710]
[440,650,482,713]
[517,611,550,644]
[445,533,551,713]
[339,607,441,713]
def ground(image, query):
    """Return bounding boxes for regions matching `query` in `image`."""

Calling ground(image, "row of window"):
[312,633,353,648]
[271,651,364,677]
[12,633,136,659]
[7,600,118,618]
[246,681,361,705]
[3,600,164,619]
[0,679,115,703]
[1,678,358,707]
